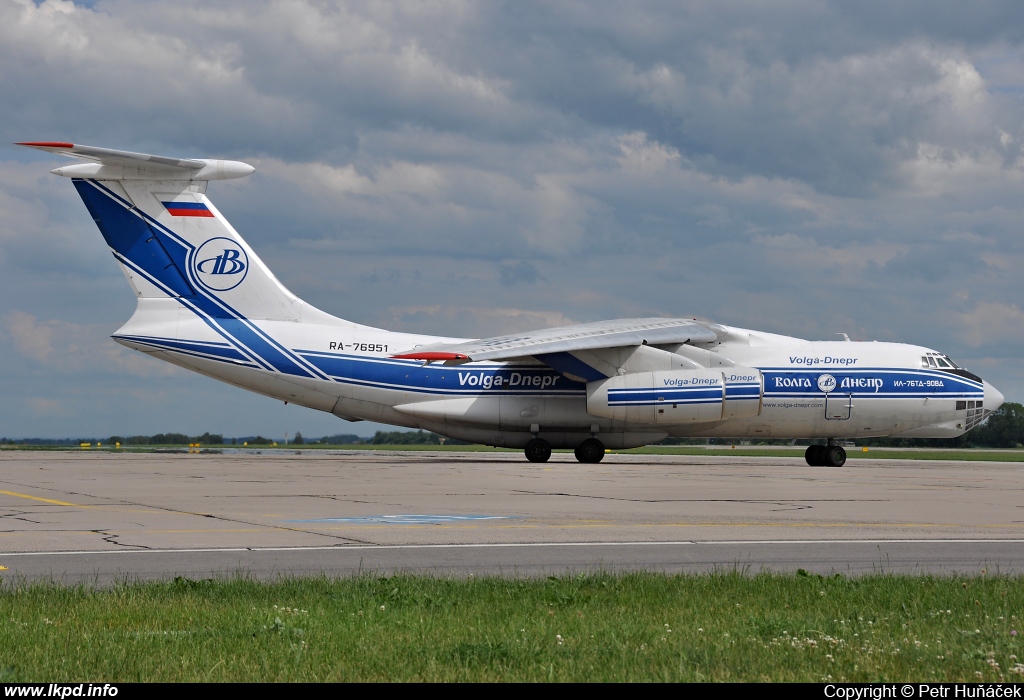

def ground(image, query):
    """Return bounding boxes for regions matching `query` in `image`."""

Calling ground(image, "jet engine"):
[586,368,762,425]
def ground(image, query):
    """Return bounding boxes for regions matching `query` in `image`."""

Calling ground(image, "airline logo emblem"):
[817,374,837,393]
[193,237,248,291]
[163,201,214,218]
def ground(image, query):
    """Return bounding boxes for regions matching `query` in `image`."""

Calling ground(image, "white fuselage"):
[24,144,1000,454]
[114,302,1001,449]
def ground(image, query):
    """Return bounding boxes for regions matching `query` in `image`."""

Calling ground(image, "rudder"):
[75,177,304,322]
[17,141,304,321]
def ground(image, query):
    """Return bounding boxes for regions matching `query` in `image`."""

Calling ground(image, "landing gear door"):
[819,373,851,420]
[825,393,851,420]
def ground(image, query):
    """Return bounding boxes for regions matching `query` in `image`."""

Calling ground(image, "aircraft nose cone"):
[984,381,1004,412]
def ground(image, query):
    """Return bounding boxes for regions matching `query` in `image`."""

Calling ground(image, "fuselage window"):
[927,357,938,368]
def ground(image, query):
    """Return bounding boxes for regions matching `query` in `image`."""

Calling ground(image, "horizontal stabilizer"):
[393,317,717,362]
[15,142,254,181]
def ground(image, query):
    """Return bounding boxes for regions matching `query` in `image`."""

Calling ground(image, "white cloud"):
[2,311,176,377]
[382,305,575,339]
[953,302,1024,348]
[2,0,1024,436]
[6,310,55,362]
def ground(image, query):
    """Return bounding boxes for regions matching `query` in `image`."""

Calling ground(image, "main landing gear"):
[574,438,605,464]
[524,438,552,463]
[805,441,846,467]
[523,437,606,464]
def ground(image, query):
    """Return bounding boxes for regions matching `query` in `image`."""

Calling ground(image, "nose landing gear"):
[805,441,846,467]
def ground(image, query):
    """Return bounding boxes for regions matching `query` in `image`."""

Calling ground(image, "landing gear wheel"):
[524,438,552,463]
[574,438,605,464]
[825,445,846,467]
[804,445,825,466]
[805,444,846,467]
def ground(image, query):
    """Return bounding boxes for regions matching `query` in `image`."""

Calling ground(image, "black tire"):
[524,438,552,463]
[805,445,827,466]
[574,438,605,464]
[825,445,847,467]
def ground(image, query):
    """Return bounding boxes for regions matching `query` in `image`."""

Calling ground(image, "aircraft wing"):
[392,317,717,362]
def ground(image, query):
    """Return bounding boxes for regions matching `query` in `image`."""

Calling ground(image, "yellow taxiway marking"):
[0,490,87,508]
[0,492,233,518]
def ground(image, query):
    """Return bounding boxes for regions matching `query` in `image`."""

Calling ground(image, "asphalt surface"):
[0,449,1022,583]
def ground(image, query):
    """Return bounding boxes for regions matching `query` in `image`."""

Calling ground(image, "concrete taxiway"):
[0,449,1021,583]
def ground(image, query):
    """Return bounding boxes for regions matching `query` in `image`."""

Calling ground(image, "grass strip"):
[618,447,1024,461]
[0,572,1022,682]
[5,444,1024,461]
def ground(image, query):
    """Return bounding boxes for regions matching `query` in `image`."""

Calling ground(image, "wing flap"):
[392,317,717,362]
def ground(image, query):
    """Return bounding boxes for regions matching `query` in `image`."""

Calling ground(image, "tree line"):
[861,401,1024,449]
[3,403,1022,448]
[0,430,464,446]
[660,402,1024,449]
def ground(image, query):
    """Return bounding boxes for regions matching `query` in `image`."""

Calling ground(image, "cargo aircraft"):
[18,142,1005,467]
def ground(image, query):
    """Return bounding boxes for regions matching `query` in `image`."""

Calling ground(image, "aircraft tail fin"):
[18,142,312,323]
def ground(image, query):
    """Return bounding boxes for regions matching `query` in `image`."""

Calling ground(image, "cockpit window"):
[923,352,962,370]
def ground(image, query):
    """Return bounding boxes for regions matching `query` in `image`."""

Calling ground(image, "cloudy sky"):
[2,0,1023,439]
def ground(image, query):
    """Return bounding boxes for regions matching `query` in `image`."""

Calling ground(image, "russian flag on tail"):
[163,201,214,218]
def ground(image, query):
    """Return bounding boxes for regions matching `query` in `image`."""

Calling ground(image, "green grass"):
[1,573,1022,681]
[0,443,520,454]
[279,443,515,452]
[5,443,1024,461]
[619,446,1024,461]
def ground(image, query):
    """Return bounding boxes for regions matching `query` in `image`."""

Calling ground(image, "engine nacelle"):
[587,368,762,425]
